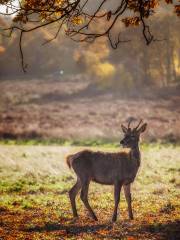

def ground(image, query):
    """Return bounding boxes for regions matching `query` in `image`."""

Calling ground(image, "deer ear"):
[121,124,128,133]
[138,123,147,133]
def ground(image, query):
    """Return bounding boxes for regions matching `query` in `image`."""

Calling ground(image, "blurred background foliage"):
[0,12,180,92]
[0,6,180,142]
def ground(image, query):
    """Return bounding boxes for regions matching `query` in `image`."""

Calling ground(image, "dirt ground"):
[0,78,180,141]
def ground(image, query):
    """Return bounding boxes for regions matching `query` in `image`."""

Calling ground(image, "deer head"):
[120,119,147,148]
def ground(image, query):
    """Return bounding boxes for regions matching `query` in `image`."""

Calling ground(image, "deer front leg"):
[80,181,98,221]
[123,184,133,220]
[69,178,81,218]
[112,182,122,222]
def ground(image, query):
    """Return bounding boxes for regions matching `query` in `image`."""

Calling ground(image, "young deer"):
[66,120,147,222]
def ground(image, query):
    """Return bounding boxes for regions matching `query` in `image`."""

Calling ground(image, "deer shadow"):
[134,220,180,240]
[23,217,180,239]
[23,218,112,236]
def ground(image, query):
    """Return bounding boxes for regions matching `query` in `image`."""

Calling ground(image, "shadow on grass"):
[23,218,180,239]
[24,220,112,235]
[137,220,180,240]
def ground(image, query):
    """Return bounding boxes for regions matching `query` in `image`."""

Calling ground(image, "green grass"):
[0,138,119,147]
[1,138,180,147]
[0,144,179,239]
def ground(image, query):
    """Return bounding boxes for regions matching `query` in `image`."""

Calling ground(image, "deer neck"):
[130,145,141,168]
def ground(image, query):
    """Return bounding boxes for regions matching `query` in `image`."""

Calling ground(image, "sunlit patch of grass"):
[160,202,176,214]
[0,138,180,148]
[0,144,179,239]
[152,187,166,195]
[0,138,120,147]
[0,180,24,193]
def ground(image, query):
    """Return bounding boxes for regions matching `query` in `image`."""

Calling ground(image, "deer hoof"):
[93,215,98,221]
[129,215,134,220]
[112,216,117,222]
[90,213,98,221]
[72,210,78,218]
[70,217,79,224]
[73,215,79,220]
[73,216,79,222]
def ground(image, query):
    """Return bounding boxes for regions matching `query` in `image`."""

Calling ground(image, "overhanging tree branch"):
[0,0,179,71]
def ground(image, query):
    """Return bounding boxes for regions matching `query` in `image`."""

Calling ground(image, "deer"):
[66,119,147,222]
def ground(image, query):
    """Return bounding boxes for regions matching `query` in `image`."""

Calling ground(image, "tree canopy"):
[0,0,179,71]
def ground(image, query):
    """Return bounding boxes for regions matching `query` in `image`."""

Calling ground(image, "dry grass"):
[0,144,180,239]
[0,79,180,141]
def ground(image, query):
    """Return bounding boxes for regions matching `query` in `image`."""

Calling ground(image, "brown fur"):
[67,150,138,185]
[66,152,83,169]
[67,121,147,222]
[66,155,73,169]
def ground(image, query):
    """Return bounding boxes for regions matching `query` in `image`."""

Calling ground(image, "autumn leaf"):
[127,237,138,240]
[165,0,173,4]
[107,11,112,21]
[174,5,180,16]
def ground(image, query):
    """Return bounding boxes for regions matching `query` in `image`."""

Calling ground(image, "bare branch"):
[0,0,178,71]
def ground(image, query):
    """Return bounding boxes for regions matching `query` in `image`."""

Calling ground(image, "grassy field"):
[0,143,180,240]
[1,79,180,141]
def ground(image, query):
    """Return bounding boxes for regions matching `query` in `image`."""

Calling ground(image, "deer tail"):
[66,154,74,169]
[66,152,82,169]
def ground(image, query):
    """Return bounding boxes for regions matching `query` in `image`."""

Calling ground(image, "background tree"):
[0,0,179,71]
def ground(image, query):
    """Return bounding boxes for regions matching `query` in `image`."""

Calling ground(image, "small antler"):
[127,118,133,129]
[134,119,143,130]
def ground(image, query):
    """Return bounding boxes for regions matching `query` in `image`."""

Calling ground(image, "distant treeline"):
[0,14,179,90]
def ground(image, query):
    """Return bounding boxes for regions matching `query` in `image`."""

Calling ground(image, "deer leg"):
[80,181,98,221]
[112,182,122,222]
[69,178,81,218]
[123,184,133,220]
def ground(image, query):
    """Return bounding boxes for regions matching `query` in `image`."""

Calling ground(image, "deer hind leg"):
[69,178,81,218]
[112,181,123,222]
[80,180,98,221]
[123,184,133,220]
